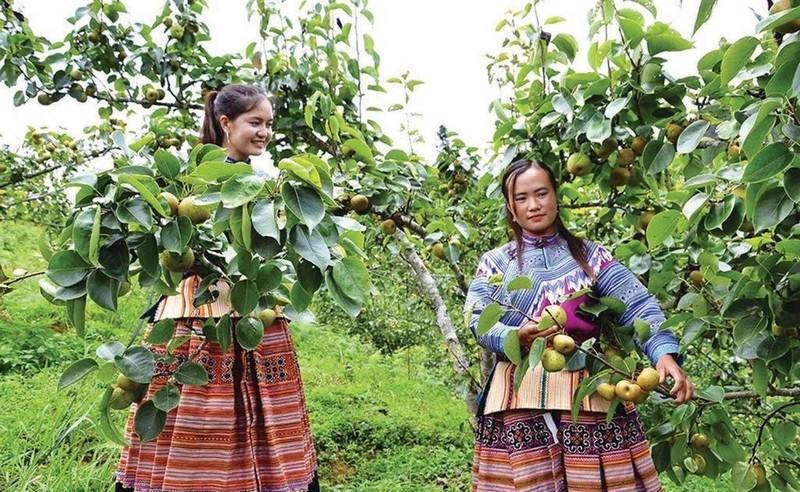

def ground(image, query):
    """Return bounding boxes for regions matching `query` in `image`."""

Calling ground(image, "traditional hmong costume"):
[465,232,681,492]
[116,156,317,492]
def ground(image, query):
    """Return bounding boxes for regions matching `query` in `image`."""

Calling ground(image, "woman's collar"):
[521,231,560,248]
[225,155,251,164]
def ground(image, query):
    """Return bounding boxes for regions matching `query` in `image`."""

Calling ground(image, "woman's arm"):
[465,253,517,357]
[595,257,693,403]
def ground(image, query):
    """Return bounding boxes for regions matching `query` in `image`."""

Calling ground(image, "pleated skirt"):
[472,405,661,492]
[116,317,317,492]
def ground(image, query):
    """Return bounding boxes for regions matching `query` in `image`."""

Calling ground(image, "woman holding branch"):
[465,158,693,491]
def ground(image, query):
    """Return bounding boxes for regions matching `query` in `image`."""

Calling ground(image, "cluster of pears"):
[157,193,211,272]
[567,135,646,188]
[108,374,145,411]
[143,85,167,107]
[537,305,575,373]
[595,366,659,404]
[164,16,199,41]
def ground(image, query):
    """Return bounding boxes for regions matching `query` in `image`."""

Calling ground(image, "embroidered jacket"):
[465,232,681,413]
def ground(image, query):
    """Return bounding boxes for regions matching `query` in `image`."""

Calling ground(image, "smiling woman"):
[200,84,274,162]
[115,84,319,492]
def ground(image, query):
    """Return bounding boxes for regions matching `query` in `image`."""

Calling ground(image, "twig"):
[750,400,800,463]
[0,270,45,287]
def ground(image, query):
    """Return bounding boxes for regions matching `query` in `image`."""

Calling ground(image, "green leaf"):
[507,275,532,291]
[325,269,362,318]
[742,142,795,183]
[97,341,125,362]
[477,303,504,336]
[67,296,86,339]
[174,361,209,385]
[290,282,313,312]
[136,234,159,277]
[766,58,799,97]
[154,149,181,180]
[147,319,176,344]
[117,197,153,229]
[98,386,129,446]
[241,203,252,252]
[604,96,630,119]
[752,358,768,398]
[217,314,232,353]
[756,4,800,32]
[696,385,724,403]
[281,183,325,230]
[646,210,681,248]
[676,120,709,154]
[153,384,181,412]
[134,400,167,442]
[642,141,675,174]
[88,206,102,266]
[774,421,797,452]
[341,138,375,164]
[741,100,781,158]
[512,355,530,393]
[221,174,264,208]
[72,208,95,263]
[58,358,98,390]
[503,330,522,365]
[252,200,279,240]
[646,33,692,55]
[114,346,155,384]
[118,174,168,218]
[785,168,800,203]
[87,270,120,311]
[332,257,371,303]
[693,0,718,34]
[183,161,252,185]
[731,462,757,491]
[161,216,194,253]
[296,261,323,294]
[753,186,794,232]
[528,337,546,368]
[236,316,264,351]
[257,263,283,293]
[551,33,578,61]
[230,280,259,315]
[290,226,331,270]
[720,36,758,85]
[47,251,91,287]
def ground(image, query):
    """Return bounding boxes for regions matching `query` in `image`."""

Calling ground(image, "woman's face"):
[507,166,558,237]
[220,98,274,161]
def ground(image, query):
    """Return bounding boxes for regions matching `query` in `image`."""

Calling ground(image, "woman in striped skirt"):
[465,158,694,491]
[116,84,319,492]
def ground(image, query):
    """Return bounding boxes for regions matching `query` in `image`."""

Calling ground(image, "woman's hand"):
[656,354,693,404]
[518,318,558,349]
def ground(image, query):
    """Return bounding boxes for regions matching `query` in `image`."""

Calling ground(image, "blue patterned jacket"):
[464,232,681,367]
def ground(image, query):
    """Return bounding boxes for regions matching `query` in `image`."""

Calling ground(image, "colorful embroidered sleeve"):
[594,252,682,366]
[465,252,517,357]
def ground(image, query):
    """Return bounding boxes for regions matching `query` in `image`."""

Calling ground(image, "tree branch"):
[724,387,800,400]
[394,230,479,415]
[396,213,469,295]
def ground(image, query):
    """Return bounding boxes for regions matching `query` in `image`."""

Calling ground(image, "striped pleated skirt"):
[116,317,317,492]
[472,405,661,491]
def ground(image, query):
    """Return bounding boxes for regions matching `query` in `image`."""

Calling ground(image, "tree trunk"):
[395,230,479,416]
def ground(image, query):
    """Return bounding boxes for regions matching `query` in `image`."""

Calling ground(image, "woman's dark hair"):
[199,84,269,146]
[501,158,594,279]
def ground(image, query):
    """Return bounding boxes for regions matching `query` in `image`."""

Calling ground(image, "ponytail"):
[200,90,222,145]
